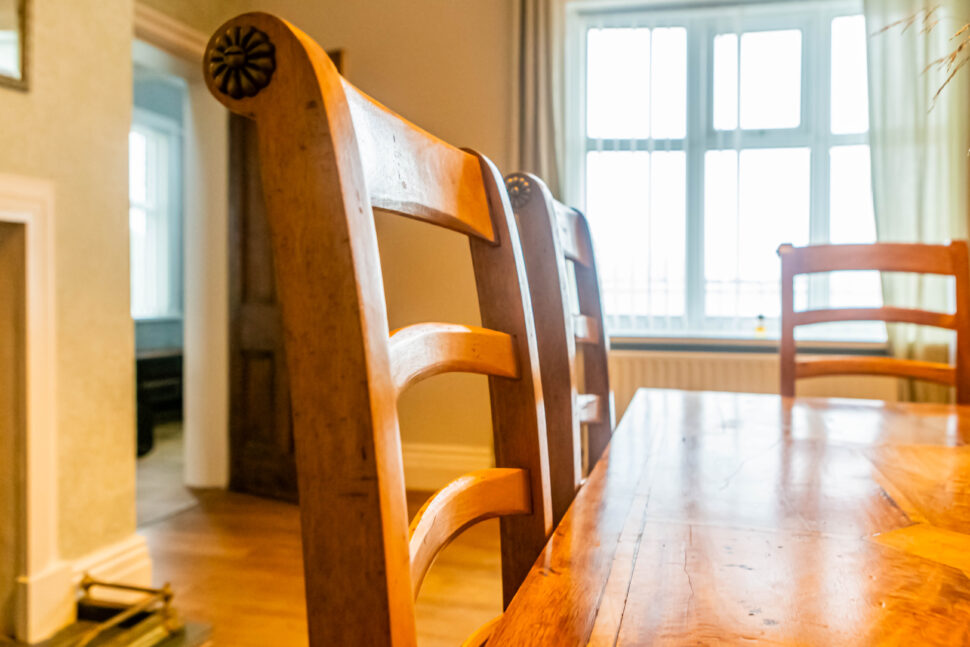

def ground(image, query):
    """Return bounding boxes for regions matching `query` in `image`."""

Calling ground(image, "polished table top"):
[488,388,970,645]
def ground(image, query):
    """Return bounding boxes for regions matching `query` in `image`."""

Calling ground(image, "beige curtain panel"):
[514,0,566,198]
[865,0,970,402]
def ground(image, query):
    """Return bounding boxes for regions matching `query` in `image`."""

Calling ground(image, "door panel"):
[227,50,343,502]
[228,114,297,501]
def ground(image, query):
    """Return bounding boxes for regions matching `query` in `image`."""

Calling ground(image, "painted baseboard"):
[15,534,152,642]
[402,442,493,491]
[71,534,153,602]
[15,559,73,643]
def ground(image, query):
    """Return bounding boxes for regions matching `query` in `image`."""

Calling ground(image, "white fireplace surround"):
[0,174,152,643]
[0,173,72,642]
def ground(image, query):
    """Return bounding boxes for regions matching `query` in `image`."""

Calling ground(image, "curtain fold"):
[514,0,566,198]
[865,0,970,401]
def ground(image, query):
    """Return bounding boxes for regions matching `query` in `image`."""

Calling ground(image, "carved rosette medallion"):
[506,175,533,209]
[208,26,276,100]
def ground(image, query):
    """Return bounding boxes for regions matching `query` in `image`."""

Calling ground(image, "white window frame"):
[564,0,876,342]
[130,107,183,321]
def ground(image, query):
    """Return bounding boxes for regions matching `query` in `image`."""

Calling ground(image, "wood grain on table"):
[489,388,970,646]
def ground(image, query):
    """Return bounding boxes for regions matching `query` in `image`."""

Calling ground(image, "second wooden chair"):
[505,173,614,526]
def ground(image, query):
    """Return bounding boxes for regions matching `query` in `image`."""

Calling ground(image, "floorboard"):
[142,489,502,647]
[137,423,196,526]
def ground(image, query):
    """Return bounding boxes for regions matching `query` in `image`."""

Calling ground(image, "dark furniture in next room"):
[136,348,183,456]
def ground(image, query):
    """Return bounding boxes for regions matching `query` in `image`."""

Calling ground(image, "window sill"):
[609,334,889,356]
[133,315,183,324]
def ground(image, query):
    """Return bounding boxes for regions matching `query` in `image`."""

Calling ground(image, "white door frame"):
[134,5,229,488]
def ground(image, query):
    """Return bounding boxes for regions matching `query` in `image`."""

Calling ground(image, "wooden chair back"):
[505,173,613,526]
[204,14,552,647]
[778,241,970,403]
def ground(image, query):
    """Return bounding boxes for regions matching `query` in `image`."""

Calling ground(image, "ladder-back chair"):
[505,173,613,526]
[204,14,552,646]
[778,241,970,403]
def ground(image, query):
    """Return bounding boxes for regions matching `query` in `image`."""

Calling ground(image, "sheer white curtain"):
[865,0,970,401]
[513,0,566,197]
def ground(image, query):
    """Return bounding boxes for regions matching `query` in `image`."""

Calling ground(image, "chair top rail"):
[344,82,496,242]
[778,242,964,276]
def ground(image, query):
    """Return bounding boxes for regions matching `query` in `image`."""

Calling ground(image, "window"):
[0,29,17,78]
[566,1,881,341]
[129,110,182,320]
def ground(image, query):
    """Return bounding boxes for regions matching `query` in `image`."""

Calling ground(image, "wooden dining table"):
[488,388,970,645]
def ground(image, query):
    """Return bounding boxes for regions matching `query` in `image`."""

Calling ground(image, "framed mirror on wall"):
[0,0,25,90]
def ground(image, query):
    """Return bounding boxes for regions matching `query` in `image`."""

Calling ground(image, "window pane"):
[130,123,177,319]
[740,30,802,130]
[649,151,687,315]
[831,15,869,135]
[830,145,874,244]
[129,130,148,204]
[829,145,880,309]
[129,206,150,318]
[0,29,19,78]
[705,148,810,318]
[586,28,650,139]
[704,150,738,286]
[713,34,739,131]
[586,151,686,321]
[651,28,687,139]
[739,148,810,277]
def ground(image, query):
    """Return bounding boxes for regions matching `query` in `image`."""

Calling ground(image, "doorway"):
[130,11,232,525]
[130,62,193,526]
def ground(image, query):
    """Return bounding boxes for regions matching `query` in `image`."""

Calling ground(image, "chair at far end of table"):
[778,240,970,402]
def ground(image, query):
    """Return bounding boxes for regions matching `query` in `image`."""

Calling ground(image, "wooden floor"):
[141,489,502,647]
[137,423,197,526]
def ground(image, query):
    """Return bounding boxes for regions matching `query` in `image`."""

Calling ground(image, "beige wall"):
[138,0,245,33]
[0,0,135,559]
[0,0,243,566]
[0,1,16,31]
[237,0,518,449]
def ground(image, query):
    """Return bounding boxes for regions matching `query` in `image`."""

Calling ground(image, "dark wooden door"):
[228,114,297,501]
[227,50,342,502]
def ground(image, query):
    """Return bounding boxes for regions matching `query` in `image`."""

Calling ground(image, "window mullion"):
[685,17,707,332]
[808,9,831,310]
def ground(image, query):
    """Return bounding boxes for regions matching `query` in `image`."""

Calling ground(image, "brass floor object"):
[0,622,210,647]
[0,577,210,647]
